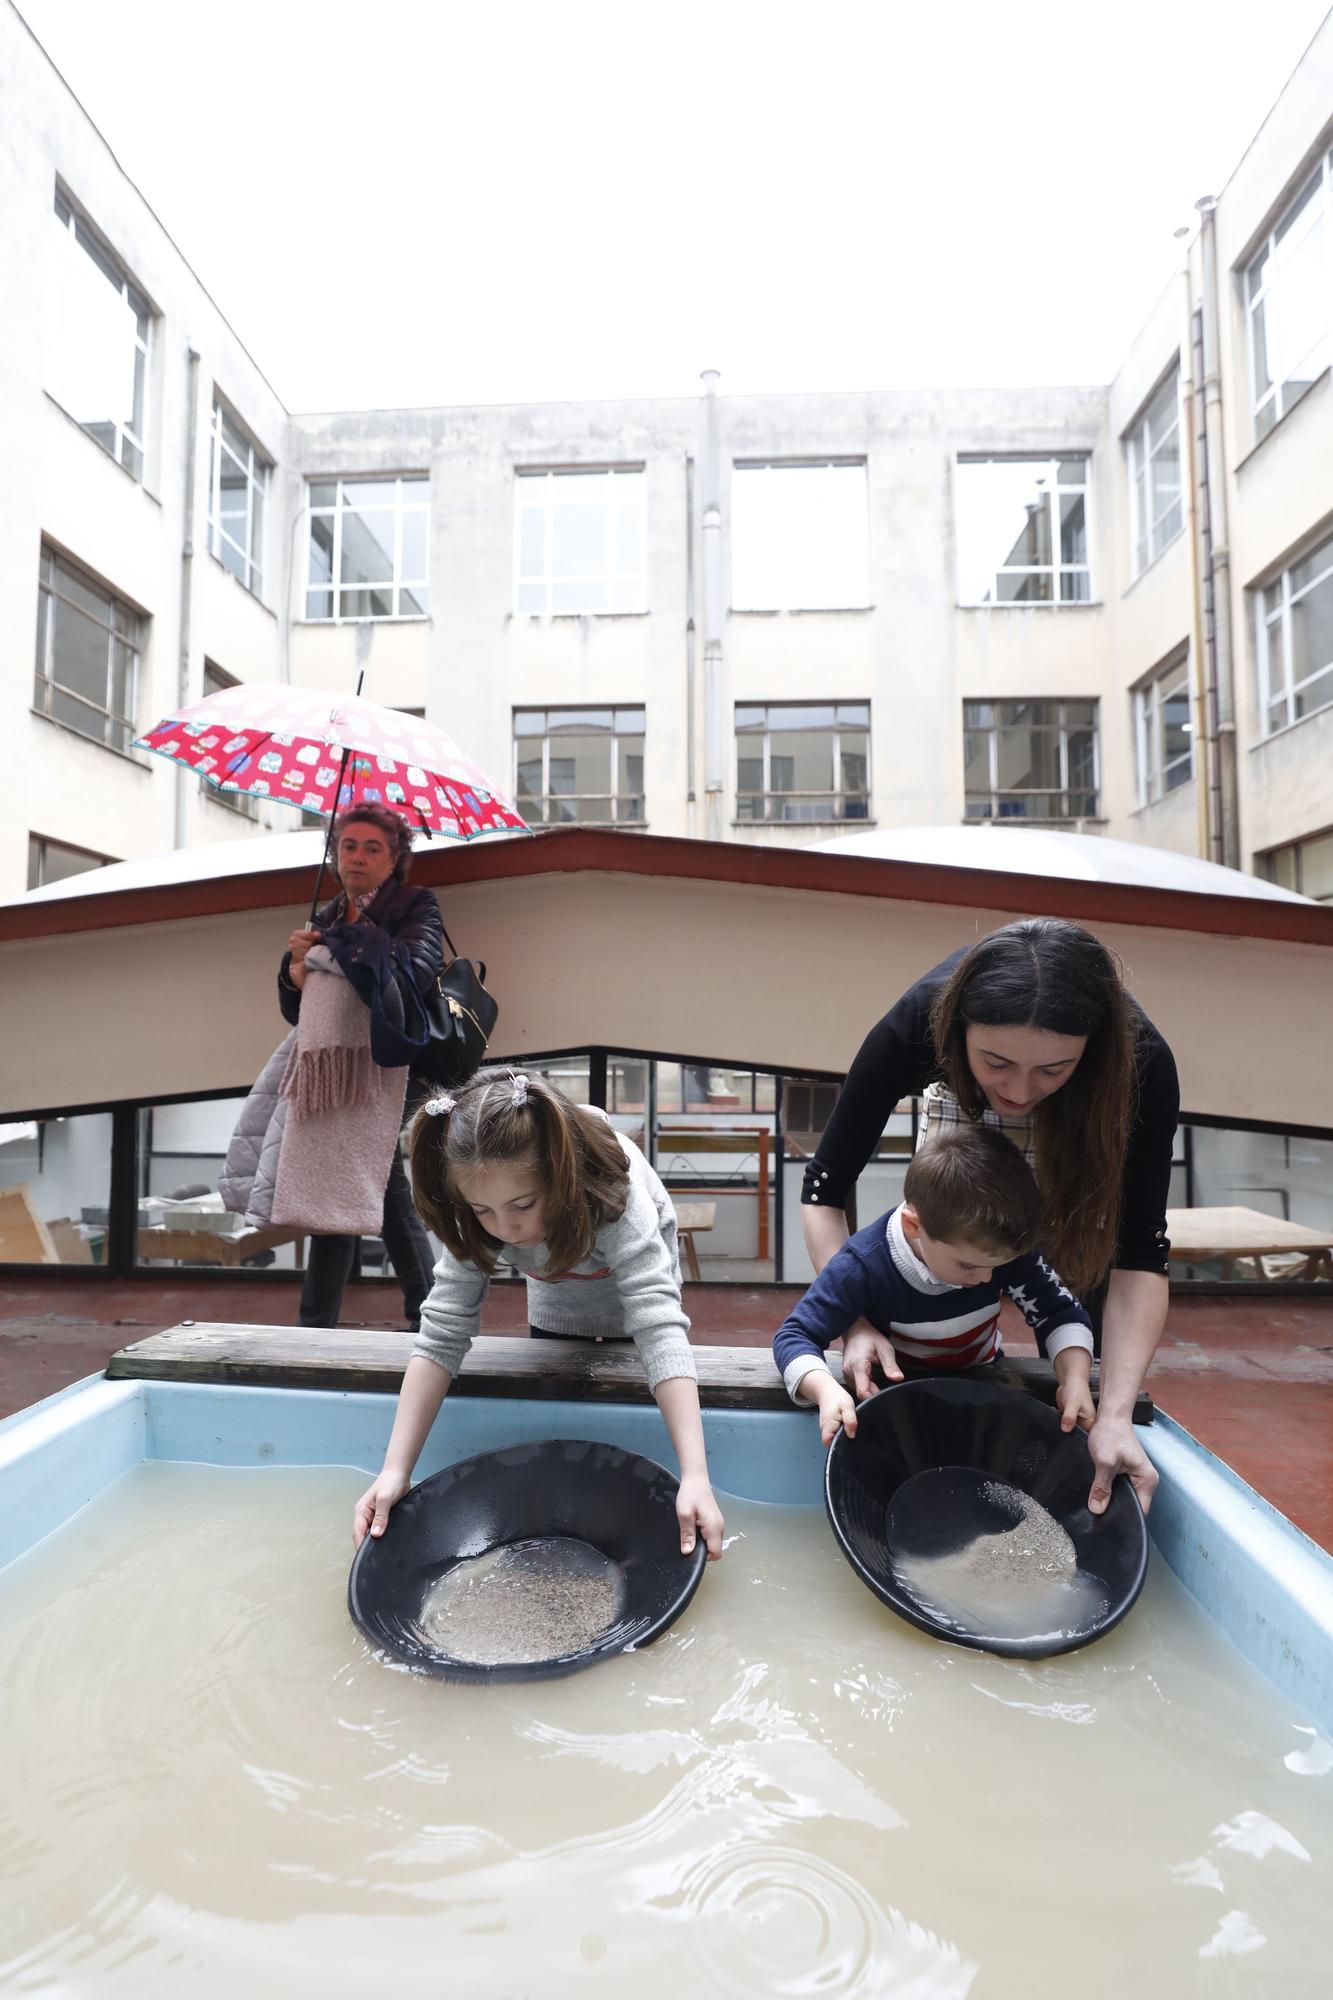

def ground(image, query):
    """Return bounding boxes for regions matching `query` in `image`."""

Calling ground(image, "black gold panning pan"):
[348,1438,708,1682]
[825,1377,1148,1658]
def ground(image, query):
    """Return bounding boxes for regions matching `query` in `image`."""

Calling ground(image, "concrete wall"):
[0,1,294,900]
[3,865,1331,1132]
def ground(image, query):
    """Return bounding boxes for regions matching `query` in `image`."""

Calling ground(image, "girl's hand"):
[1052,1350,1097,1434]
[353,1467,411,1548]
[676,1474,725,1561]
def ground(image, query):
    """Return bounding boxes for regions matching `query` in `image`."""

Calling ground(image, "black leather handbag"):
[417,924,499,1087]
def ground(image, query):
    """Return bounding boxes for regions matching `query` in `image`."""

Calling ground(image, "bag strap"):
[440,921,458,958]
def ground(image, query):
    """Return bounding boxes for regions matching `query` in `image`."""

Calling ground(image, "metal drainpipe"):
[1194,195,1240,869]
[175,344,201,849]
[685,454,697,835]
[700,369,725,842]
[1178,257,1213,862]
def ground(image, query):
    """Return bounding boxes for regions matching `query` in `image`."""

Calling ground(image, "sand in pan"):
[419,1536,626,1666]
[895,1480,1109,1642]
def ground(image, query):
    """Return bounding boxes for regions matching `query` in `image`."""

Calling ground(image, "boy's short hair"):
[902,1124,1042,1258]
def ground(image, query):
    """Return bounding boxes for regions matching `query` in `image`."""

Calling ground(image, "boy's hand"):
[814,1379,859,1447]
[676,1474,725,1560]
[353,1467,411,1548]
[839,1322,904,1399]
[1053,1351,1097,1434]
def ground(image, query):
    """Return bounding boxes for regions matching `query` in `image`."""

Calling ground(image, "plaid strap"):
[917,1080,1035,1167]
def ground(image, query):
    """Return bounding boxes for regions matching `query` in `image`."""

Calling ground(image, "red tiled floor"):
[4,1275,1331,1550]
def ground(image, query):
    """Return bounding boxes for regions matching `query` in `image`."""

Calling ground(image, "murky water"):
[0,1462,1330,1999]
[420,1536,626,1665]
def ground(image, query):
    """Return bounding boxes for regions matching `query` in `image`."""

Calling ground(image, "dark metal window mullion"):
[107,1103,140,1276]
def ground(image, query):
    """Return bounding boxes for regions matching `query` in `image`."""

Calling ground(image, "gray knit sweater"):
[413,1132,697,1392]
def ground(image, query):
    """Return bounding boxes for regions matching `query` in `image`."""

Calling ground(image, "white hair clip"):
[509,1070,530,1108]
[423,1092,456,1117]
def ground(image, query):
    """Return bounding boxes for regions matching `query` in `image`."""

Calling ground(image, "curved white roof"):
[809,824,1311,902]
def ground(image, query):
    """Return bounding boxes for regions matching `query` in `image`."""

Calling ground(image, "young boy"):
[773,1125,1097,1444]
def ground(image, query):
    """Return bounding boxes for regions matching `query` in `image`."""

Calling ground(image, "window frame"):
[33,544,145,757]
[1256,530,1333,737]
[304,475,431,623]
[729,459,872,612]
[52,188,151,482]
[1133,649,1194,806]
[955,455,1094,607]
[733,700,872,824]
[512,706,647,825]
[513,466,648,617]
[1260,825,1333,902]
[1245,148,1333,441]
[962,698,1101,822]
[207,399,270,600]
[27,832,117,892]
[1126,371,1183,577]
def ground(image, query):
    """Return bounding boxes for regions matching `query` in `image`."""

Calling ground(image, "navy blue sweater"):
[774,1204,1094,1400]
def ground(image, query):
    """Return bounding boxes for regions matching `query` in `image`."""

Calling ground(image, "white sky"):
[16,0,1333,412]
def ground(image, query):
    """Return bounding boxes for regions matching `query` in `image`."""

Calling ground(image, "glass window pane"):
[1059,570,1091,603]
[339,587,394,619]
[308,516,334,586]
[731,462,869,610]
[737,753,764,793]
[1294,662,1333,720]
[735,706,765,731]
[1297,830,1333,900]
[50,602,110,705]
[309,482,336,508]
[397,586,428,617]
[549,710,612,732]
[516,580,545,614]
[1059,492,1087,567]
[1290,536,1333,597]
[513,710,547,736]
[553,501,610,576]
[340,510,396,586]
[768,728,834,793]
[340,481,397,509]
[519,507,546,578]
[1290,571,1333,689]
[306,589,333,620]
[0,1112,114,1266]
[515,752,543,801]
[53,561,113,627]
[997,570,1054,603]
[552,578,610,613]
[400,510,427,580]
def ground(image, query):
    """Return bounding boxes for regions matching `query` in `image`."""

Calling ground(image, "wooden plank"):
[1167,1205,1333,1256]
[106,1322,1153,1422]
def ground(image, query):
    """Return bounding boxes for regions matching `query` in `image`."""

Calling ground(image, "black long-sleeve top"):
[802,949,1180,1277]
[278,878,445,1070]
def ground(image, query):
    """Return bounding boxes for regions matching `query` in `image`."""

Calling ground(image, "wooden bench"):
[673,1199,716,1281]
[106,1322,1153,1422]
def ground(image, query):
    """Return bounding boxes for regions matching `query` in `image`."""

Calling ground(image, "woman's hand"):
[676,1474,725,1560]
[287,927,320,992]
[353,1467,411,1547]
[839,1321,904,1399]
[1085,1414,1159,1517]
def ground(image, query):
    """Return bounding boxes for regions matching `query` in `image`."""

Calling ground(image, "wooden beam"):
[105,1322,1154,1422]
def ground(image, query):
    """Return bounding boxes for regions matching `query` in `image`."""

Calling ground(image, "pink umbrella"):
[135,677,529,918]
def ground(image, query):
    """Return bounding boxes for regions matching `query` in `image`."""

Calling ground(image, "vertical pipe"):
[684,454,697,834]
[699,370,725,842]
[1195,196,1240,869]
[175,345,201,848]
[1177,257,1213,861]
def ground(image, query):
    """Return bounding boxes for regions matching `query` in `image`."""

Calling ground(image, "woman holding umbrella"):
[280,805,444,1330]
[801,918,1179,1517]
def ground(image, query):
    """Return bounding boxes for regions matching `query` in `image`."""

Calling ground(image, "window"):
[1127,372,1182,575]
[306,477,429,620]
[514,468,646,615]
[1257,530,1333,735]
[734,702,870,823]
[956,457,1092,604]
[27,834,115,891]
[963,700,1099,821]
[1246,150,1333,440]
[34,545,144,754]
[513,708,645,824]
[1262,827,1333,901]
[1134,651,1193,804]
[50,190,150,481]
[200,663,260,817]
[731,461,869,610]
[208,401,268,597]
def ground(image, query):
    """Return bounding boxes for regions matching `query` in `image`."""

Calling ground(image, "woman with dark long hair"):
[801,918,1179,1514]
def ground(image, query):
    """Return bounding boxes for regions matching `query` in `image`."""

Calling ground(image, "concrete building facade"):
[3,0,1332,902]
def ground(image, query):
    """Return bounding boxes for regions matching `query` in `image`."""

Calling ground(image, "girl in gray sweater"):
[352,1069,725,1561]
